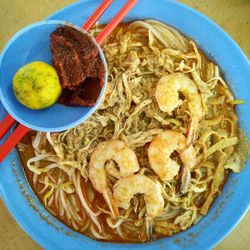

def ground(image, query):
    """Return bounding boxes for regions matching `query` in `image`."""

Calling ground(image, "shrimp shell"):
[148,131,196,182]
[89,140,140,193]
[113,174,164,218]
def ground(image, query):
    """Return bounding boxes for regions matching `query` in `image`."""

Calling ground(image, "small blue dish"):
[0,20,108,132]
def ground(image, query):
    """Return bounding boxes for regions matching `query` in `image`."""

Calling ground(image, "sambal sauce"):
[50,26,105,107]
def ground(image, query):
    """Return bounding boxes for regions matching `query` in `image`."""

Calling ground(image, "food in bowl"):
[12,61,62,109]
[12,26,105,109]
[17,20,249,242]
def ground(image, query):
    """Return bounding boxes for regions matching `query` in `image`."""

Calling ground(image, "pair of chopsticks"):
[0,0,138,162]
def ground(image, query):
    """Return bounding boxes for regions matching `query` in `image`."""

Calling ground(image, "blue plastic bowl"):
[0,0,249,249]
[0,20,108,132]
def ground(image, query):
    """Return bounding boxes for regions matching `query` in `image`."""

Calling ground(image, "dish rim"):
[0,0,249,249]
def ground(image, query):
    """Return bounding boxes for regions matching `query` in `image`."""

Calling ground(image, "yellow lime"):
[13,61,62,109]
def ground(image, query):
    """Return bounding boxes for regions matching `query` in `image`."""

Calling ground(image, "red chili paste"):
[50,26,105,107]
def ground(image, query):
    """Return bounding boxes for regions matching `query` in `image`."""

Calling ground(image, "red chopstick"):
[96,0,138,45]
[82,0,114,32]
[0,114,15,140]
[0,124,29,162]
[0,0,138,162]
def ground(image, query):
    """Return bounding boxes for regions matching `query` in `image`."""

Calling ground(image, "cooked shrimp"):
[155,73,203,143]
[89,140,140,217]
[113,174,164,218]
[179,144,196,193]
[148,131,196,182]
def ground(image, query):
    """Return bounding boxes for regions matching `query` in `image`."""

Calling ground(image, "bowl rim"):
[0,19,108,132]
[0,0,250,249]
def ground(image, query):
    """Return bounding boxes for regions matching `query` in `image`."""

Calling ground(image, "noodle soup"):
[18,21,249,243]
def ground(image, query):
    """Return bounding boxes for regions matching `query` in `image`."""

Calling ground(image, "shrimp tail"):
[139,217,153,242]
[103,189,120,218]
[187,118,199,145]
[179,166,191,194]
[146,217,153,241]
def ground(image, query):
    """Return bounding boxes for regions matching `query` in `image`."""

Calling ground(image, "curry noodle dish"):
[18,20,249,242]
